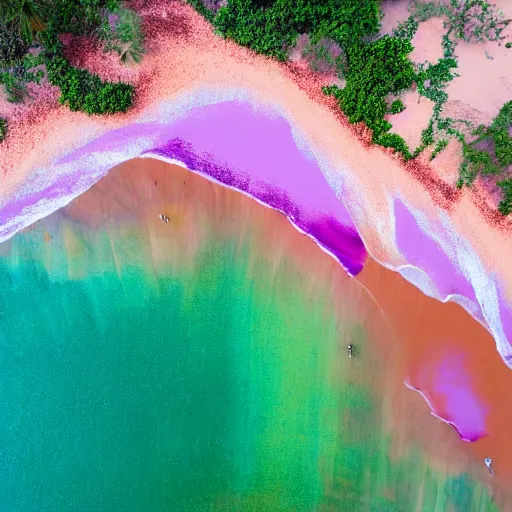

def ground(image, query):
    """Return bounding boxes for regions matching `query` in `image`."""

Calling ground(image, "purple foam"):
[145,138,366,275]
[406,352,488,443]
[0,99,367,276]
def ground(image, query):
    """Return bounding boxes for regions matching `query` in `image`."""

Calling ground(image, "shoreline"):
[0,2,511,369]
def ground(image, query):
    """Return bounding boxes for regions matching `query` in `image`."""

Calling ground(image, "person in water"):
[485,457,493,476]
[347,344,354,358]
[159,213,170,223]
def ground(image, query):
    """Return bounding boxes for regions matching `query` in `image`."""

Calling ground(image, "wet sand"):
[58,157,512,507]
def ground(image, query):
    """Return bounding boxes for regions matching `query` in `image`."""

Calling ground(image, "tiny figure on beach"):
[347,344,354,358]
[159,213,170,224]
[485,457,493,476]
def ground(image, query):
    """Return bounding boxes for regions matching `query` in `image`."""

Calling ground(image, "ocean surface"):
[0,161,497,511]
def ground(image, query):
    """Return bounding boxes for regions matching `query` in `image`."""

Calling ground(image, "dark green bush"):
[336,36,415,137]
[45,56,134,114]
[0,117,7,142]
[416,57,458,103]
[375,132,412,160]
[48,0,120,36]
[186,0,216,23]
[213,0,382,60]
[390,99,406,114]
[392,16,419,40]
[421,121,435,146]
[497,178,512,215]
[98,6,145,64]
[0,21,30,66]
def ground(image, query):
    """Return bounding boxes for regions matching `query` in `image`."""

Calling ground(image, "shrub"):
[337,36,415,138]
[392,16,419,40]
[421,120,435,146]
[375,132,412,159]
[0,117,7,142]
[409,1,450,22]
[187,0,216,22]
[390,99,406,114]
[416,57,458,103]
[213,0,382,60]
[497,178,512,215]
[0,21,30,66]
[48,0,120,36]
[289,34,346,74]
[45,56,134,114]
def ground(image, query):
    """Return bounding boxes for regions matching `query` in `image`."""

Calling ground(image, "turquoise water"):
[0,215,498,511]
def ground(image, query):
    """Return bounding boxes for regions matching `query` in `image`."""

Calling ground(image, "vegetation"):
[0,116,7,142]
[457,101,512,193]
[301,37,345,75]
[390,99,406,115]
[324,36,416,158]
[0,0,141,139]
[497,179,512,215]
[444,0,511,43]
[409,0,511,42]
[212,0,382,61]
[97,5,145,64]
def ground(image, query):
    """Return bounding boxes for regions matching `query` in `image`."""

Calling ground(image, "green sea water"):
[0,214,498,511]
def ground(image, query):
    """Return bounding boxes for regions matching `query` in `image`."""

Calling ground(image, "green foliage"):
[213,0,382,60]
[186,0,216,23]
[444,0,511,43]
[416,57,458,103]
[392,16,419,40]
[45,55,133,114]
[0,5,136,116]
[409,1,449,22]
[47,0,119,36]
[375,132,412,160]
[337,36,415,138]
[421,120,435,146]
[0,20,30,65]
[430,138,449,160]
[458,101,512,213]
[0,52,44,102]
[390,99,406,114]
[98,6,145,64]
[497,179,512,215]
[0,116,7,142]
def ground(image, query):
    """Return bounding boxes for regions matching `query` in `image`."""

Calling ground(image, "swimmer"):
[347,344,354,358]
[485,457,493,476]
[159,213,170,224]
